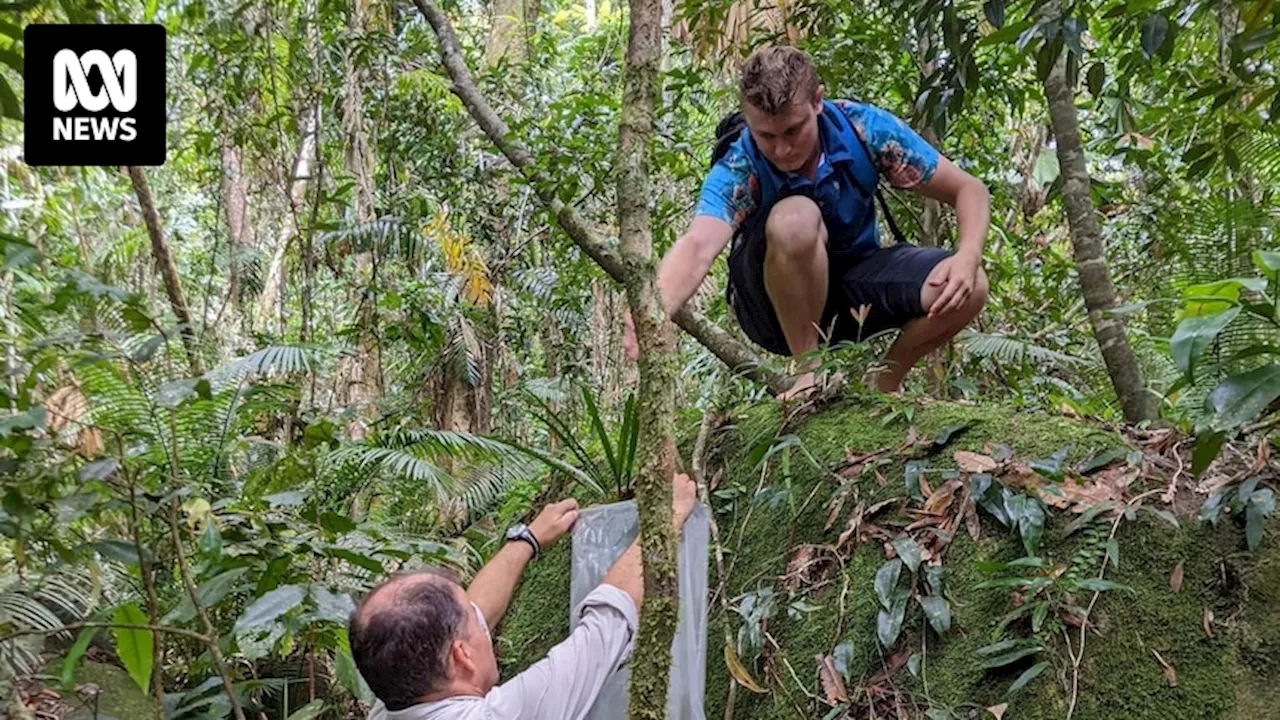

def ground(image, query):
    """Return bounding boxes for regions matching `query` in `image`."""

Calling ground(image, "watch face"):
[506,523,526,540]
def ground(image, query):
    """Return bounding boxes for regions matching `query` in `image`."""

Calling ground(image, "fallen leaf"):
[826,487,850,531]
[1253,440,1271,474]
[867,646,912,684]
[965,502,981,541]
[1169,561,1184,592]
[724,642,767,693]
[837,504,864,550]
[1202,607,1214,638]
[905,426,918,447]
[919,473,935,499]
[874,469,887,487]
[865,498,897,517]
[783,547,816,592]
[923,480,958,515]
[1152,649,1177,687]
[955,450,998,473]
[816,654,849,704]
[987,703,1009,720]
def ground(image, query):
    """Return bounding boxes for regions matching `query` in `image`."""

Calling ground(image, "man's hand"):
[623,309,638,362]
[673,473,697,529]
[927,253,981,318]
[528,499,580,548]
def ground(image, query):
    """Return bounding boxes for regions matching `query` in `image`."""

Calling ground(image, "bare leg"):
[869,265,989,393]
[762,197,829,399]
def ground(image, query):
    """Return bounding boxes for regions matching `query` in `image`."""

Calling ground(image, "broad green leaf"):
[925,564,944,595]
[1206,365,1280,431]
[1064,501,1118,536]
[983,0,1005,27]
[112,603,153,694]
[979,18,1033,45]
[60,628,97,688]
[875,559,903,610]
[918,595,951,633]
[1182,278,1265,316]
[1106,538,1120,568]
[978,639,1024,656]
[79,458,119,481]
[1192,430,1226,476]
[336,629,375,704]
[1077,447,1127,475]
[164,567,249,624]
[1017,497,1045,556]
[199,522,222,556]
[907,651,921,676]
[1009,661,1050,693]
[285,700,325,720]
[323,547,385,573]
[1246,488,1274,550]
[1199,490,1229,525]
[311,585,357,624]
[93,539,153,566]
[1033,151,1060,186]
[905,461,925,501]
[1140,505,1180,529]
[1031,601,1049,632]
[892,536,922,573]
[877,592,908,648]
[265,490,308,507]
[933,424,970,448]
[833,641,855,680]
[1253,250,1280,277]
[1087,62,1106,95]
[1141,13,1169,58]
[1171,307,1240,380]
[234,584,305,633]
[1029,445,1071,480]
[981,644,1043,668]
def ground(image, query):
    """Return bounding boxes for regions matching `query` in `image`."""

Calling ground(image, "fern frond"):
[959,331,1095,368]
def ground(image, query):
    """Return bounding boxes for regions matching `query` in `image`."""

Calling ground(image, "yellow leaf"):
[724,642,767,694]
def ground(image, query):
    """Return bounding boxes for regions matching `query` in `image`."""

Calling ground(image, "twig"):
[165,411,247,720]
[1161,440,1185,505]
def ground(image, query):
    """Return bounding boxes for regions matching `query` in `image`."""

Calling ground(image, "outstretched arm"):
[467,499,580,627]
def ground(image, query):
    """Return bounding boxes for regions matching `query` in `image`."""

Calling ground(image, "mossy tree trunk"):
[1042,42,1155,423]
[618,0,681,716]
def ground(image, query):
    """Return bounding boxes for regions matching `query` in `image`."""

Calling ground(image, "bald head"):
[349,569,467,711]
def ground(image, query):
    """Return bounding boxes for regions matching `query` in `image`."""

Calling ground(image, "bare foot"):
[778,371,821,402]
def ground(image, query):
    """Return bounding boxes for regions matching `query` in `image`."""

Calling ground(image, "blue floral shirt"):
[695,100,940,246]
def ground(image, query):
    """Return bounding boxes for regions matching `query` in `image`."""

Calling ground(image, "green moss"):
[47,660,155,719]
[497,395,1279,719]
[496,541,570,675]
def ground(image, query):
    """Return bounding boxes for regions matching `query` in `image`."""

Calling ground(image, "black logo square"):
[23,24,166,167]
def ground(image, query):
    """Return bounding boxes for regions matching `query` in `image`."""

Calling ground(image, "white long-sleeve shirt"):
[368,584,638,720]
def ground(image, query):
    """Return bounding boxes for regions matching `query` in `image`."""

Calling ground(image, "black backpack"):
[710,111,908,246]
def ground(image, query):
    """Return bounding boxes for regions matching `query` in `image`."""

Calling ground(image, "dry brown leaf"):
[987,703,1009,720]
[904,426,918,447]
[866,646,912,684]
[919,473,935,499]
[783,547,816,592]
[874,469,887,487]
[965,502,981,541]
[1169,561,1184,593]
[825,488,849,531]
[77,427,102,458]
[1253,440,1271,474]
[46,386,88,432]
[865,498,896,517]
[724,642,767,694]
[905,516,944,531]
[955,450,998,473]
[1152,649,1177,687]
[816,654,849,704]
[837,504,864,550]
[1202,607,1214,638]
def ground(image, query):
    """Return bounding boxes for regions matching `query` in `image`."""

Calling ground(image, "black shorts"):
[726,229,952,357]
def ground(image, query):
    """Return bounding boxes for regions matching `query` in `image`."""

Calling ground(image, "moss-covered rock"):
[499,395,1279,719]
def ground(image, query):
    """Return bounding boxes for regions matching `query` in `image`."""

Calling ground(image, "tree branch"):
[409,0,788,394]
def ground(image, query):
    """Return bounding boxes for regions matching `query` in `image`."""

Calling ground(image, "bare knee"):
[765,196,826,258]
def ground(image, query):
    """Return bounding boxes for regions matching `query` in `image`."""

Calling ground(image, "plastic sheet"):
[569,500,709,720]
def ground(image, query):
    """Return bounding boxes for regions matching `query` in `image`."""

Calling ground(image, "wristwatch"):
[505,523,541,559]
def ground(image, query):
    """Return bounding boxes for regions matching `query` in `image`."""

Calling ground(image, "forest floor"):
[500,392,1280,719]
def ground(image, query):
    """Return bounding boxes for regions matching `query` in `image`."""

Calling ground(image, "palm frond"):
[205,345,322,387]
[959,331,1095,368]
[328,444,457,498]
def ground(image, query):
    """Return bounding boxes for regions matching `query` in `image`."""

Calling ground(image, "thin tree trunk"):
[220,143,246,321]
[617,0,681,716]
[913,26,947,395]
[411,0,788,394]
[1042,50,1155,423]
[486,0,525,65]
[127,166,204,376]
[256,106,319,334]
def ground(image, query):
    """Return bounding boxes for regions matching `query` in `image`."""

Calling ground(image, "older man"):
[349,473,699,719]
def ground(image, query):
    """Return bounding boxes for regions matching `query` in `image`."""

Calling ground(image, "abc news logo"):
[24,24,166,166]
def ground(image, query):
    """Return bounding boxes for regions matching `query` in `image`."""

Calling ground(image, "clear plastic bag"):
[569,500,709,720]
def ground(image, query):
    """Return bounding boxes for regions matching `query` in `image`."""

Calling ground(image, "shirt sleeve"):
[837,101,940,189]
[694,142,759,232]
[484,584,639,720]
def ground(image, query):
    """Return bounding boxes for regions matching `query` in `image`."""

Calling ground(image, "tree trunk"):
[219,143,246,326]
[256,105,319,334]
[411,0,788,395]
[913,27,947,395]
[127,166,204,376]
[1042,51,1155,423]
[342,0,383,417]
[486,0,526,64]
[617,0,681,716]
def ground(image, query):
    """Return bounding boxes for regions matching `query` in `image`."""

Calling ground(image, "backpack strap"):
[831,104,909,247]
